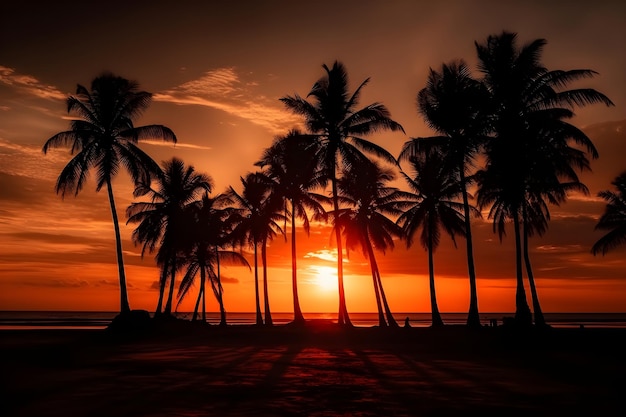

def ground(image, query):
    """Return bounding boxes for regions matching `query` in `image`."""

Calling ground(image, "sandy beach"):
[1,323,625,416]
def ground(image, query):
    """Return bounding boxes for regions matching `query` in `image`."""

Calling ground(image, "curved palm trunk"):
[215,246,227,326]
[201,279,207,323]
[192,265,205,322]
[163,258,176,315]
[332,175,352,326]
[200,264,207,323]
[427,231,444,327]
[253,241,263,325]
[290,200,305,324]
[192,287,201,321]
[262,237,273,326]
[513,213,532,326]
[366,239,396,327]
[376,270,398,327]
[155,258,168,316]
[367,243,386,327]
[522,211,546,327]
[460,169,480,327]
[106,179,131,314]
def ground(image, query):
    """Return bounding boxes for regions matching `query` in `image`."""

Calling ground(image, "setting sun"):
[308,266,338,291]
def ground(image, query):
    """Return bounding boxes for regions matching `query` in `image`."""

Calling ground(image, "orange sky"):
[1,1,625,313]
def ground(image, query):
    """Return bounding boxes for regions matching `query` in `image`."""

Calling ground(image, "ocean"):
[1,311,626,330]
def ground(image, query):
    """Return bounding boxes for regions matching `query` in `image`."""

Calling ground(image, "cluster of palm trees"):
[44,31,618,328]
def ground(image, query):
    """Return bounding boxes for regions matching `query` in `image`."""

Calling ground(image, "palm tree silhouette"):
[475,31,613,326]
[230,173,285,326]
[42,73,176,314]
[401,60,489,327]
[281,61,404,325]
[127,157,211,317]
[397,145,472,327]
[592,172,626,256]
[256,130,327,324]
[335,160,406,327]
[177,193,250,324]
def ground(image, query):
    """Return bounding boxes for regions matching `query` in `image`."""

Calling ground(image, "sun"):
[308,265,337,291]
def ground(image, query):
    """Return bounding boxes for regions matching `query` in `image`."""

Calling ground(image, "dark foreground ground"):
[1,322,625,416]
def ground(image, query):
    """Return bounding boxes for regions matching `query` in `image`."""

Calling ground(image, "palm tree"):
[229,172,285,326]
[400,60,489,327]
[281,61,404,325]
[177,193,250,324]
[42,73,176,314]
[592,172,626,255]
[335,160,406,327]
[475,31,613,326]
[397,145,472,327]
[255,130,327,324]
[127,157,211,317]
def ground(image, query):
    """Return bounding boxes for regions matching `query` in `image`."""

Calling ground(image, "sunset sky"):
[1,1,625,314]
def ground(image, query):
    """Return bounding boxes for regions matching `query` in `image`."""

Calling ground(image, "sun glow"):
[308,265,338,291]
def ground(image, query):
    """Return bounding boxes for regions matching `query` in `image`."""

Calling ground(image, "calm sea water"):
[1,311,625,330]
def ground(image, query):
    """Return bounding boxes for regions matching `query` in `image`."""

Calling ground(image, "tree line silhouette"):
[43,31,620,329]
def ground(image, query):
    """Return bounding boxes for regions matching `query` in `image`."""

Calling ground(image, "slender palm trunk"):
[106,179,131,314]
[216,246,226,326]
[192,287,201,321]
[192,265,205,322]
[513,213,532,326]
[522,211,546,327]
[460,169,480,327]
[262,237,273,326]
[253,241,263,325]
[200,265,207,323]
[376,269,398,327]
[291,200,305,323]
[367,243,386,327]
[427,231,444,327]
[163,258,176,315]
[155,258,168,316]
[332,175,351,326]
[201,278,207,323]
[366,239,396,327]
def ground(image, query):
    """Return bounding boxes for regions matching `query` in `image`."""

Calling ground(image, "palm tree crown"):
[592,172,626,256]
[336,160,407,327]
[402,60,489,327]
[127,157,212,316]
[475,31,613,325]
[281,61,404,325]
[397,147,471,326]
[42,73,176,313]
[256,130,327,323]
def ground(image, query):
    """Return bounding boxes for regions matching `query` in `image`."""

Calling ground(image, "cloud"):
[0,66,66,100]
[140,139,212,150]
[220,276,239,284]
[154,67,301,134]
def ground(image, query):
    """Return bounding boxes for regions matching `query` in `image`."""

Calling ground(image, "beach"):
[1,323,625,416]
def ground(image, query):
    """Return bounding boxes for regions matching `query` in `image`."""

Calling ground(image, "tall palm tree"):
[229,172,285,326]
[42,73,176,314]
[397,146,471,327]
[177,193,250,324]
[335,160,407,327]
[400,60,489,327]
[255,130,327,324]
[281,61,404,325]
[127,157,211,317]
[592,172,626,256]
[475,31,613,326]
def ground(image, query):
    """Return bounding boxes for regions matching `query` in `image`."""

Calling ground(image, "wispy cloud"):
[0,66,66,100]
[154,67,301,134]
[140,139,212,150]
